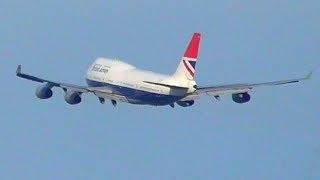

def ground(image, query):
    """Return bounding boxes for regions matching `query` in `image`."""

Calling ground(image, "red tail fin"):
[184,33,201,59]
[173,33,201,81]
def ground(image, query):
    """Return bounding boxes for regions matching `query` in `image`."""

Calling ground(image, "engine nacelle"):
[35,85,53,99]
[232,92,251,104]
[64,91,82,105]
[176,100,195,107]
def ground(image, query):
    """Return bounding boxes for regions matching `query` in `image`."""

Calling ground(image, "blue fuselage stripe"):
[86,79,184,105]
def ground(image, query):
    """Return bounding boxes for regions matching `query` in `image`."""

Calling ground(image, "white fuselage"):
[85,58,196,105]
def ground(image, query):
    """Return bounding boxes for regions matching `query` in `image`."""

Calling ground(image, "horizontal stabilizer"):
[143,81,189,89]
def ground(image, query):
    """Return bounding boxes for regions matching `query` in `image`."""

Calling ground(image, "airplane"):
[16,33,312,108]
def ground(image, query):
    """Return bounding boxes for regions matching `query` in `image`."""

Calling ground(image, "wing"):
[181,72,313,101]
[16,65,117,98]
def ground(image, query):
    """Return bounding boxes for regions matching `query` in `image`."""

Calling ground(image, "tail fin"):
[173,33,201,81]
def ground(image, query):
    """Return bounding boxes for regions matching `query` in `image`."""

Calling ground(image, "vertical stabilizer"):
[173,33,201,81]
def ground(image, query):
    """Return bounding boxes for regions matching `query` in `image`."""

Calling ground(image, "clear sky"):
[1,1,319,179]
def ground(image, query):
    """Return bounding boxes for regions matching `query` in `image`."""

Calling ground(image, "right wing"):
[181,72,313,101]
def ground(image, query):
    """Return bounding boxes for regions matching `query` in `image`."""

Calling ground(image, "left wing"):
[16,65,91,93]
[181,72,312,101]
[16,65,116,93]
[16,65,124,102]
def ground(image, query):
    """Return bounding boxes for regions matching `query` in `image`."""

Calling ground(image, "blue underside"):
[86,79,184,106]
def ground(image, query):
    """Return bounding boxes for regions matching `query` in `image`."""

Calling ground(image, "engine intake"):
[232,92,251,104]
[64,91,82,105]
[176,100,195,107]
[35,85,53,99]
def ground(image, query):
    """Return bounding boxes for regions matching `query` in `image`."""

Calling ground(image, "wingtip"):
[16,65,22,75]
[306,71,312,79]
[305,69,316,80]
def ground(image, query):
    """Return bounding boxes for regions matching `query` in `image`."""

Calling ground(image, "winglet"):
[306,71,313,79]
[16,65,22,76]
[305,68,316,80]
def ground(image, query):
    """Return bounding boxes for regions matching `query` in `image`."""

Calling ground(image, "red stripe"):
[183,60,194,77]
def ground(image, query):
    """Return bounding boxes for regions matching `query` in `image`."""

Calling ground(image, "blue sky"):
[1,1,319,179]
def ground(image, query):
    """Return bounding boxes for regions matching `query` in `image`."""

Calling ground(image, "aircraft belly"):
[86,79,183,105]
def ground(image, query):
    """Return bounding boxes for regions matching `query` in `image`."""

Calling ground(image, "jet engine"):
[64,91,82,105]
[35,85,53,99]
[232,92,251,104]
[176,100,195,107]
